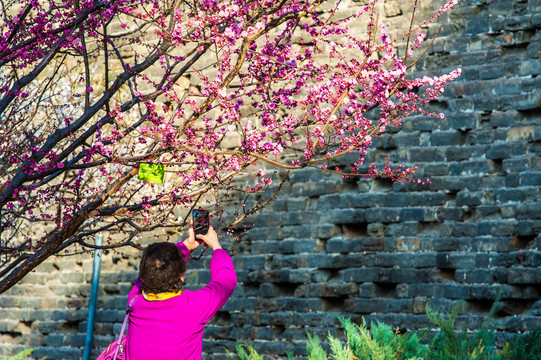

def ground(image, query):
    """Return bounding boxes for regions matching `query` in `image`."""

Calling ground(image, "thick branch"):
[0,167,138,294]
[0,40,172,208]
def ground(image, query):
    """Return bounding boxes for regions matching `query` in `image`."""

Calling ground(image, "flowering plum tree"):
[0,0,461,293]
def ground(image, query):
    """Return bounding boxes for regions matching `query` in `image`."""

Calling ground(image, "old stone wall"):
[1,0,541,359]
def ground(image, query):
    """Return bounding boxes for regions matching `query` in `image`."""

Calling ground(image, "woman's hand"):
[183,220,202,252]
[196,226,222,251]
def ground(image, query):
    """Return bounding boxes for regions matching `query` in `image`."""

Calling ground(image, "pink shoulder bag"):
[96,296,139,360]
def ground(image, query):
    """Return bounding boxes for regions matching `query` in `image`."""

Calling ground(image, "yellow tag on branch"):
[138,163,165,184]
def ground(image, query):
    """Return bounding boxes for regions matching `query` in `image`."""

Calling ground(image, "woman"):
[126,222,237,359]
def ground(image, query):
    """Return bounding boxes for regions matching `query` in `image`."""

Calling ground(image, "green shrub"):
[1,349,46,360]
[331,316,427,360]
[500,326,541,360]
[227,344,295,360]
[229,317,427,360]
[230,296,540,360]
[425,299,502,360]
[228,344,265,360]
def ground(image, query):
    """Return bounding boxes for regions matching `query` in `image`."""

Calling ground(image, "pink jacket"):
[126,243,237,359]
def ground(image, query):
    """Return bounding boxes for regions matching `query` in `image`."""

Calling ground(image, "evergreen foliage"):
[500,326,541,360]
[227,344,265,360]
[1,349,46,360]
[306,333,327,360]
[426,299,501,360]
[337,316,427,360]
[229,298,540,360]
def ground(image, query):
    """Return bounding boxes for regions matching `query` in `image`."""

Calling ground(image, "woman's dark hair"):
[139,242,186,294]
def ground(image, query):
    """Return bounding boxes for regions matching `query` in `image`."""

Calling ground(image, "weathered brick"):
[378,268,432,284]
[321,208,365,224]
[449,160,489,175]
[490,110,520,127]
[488,142,528,161]
[501,93,541,111]
[519,171,541,186]
[477,221,517,236]
[504,158,537,175]
[301,283,358,298]
[341,268,379,283]
[508,267,537,284]
[516,203,541,219]
[431,130,463,146]
[455,269,495,284]
[365,208,401,223]
[399,208,426,222]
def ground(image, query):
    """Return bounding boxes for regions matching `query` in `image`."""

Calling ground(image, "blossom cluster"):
[0,0,461,262]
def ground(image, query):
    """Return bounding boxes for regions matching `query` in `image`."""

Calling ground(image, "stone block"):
[501,93,541,111]
[408,147,445,163]
[258,283,283,298]
[503,156,540,173]
[303,283,358,298]
[446,113,477,131]
[349,298,378,314]
[504,15,533,31]
[374,253,410,268]
[277,298,326,313]
[516,202,541,219]
[517,220,534,236]
[398,208,425,222]
[436,204,462,219]
[378,268,431,284]
[368,223,385,237]
[321,208,366,224]
[507,267,537,284]
[392,133,420,148]
[343,254,376,268]
[422,163,451,176]
[32,347,82,360]
[490,110,519,127]
[375,299,414,313]
[496,189,526,203]
[450,160,489,175]
[250,240,282,254]
[279,269,312,284]
[456,191,483,206]
[431,130,462,146]
[384,193,409,207]
[282,239,316,254]
[365,208,401,223]
[341,268,379,283]
[479,63,505,80]
[286,198,307,211]
[433,237,459,251]
[466,16,490,35]
[412,297,428,314]
[477,221,517,237]
[396,237,422,252]
[307,254,345,269]
[443,284,471,299]
[455,269,495,284]
[43,334,64,347]
[487,142,528,160]
[326,238,359,253]
[235,255,267,270]
[279,225,310,239]
[519,171,541,186]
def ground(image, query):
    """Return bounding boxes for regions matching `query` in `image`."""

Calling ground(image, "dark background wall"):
[1,0,541,358]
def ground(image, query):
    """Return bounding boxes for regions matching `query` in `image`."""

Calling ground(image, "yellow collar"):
[142,289,182,301]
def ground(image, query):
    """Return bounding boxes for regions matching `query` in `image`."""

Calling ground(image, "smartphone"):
[192,209,209,237]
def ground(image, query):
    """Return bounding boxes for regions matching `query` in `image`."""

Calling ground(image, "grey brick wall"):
[1,0,541,359]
